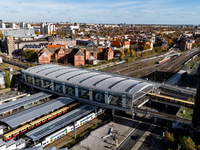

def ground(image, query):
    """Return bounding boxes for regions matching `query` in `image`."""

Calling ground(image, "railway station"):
[21,64,154,115]
[25,105,98,147]
[0,92,52,118]
[1,97,75,129]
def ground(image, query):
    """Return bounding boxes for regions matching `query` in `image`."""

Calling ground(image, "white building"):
[9,23,15,29]
[0,22,5,28]
[40,23,45,34]
[0,71,5,88]
[41,23,55,35]
[25,23,31,29]
[20,22,25,28]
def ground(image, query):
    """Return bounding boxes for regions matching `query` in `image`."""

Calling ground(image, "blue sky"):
[0,0,200,24]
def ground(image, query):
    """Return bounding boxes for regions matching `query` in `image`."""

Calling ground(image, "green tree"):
[180,136,197,150]
[4,71,11,88]
[23,49,38,62]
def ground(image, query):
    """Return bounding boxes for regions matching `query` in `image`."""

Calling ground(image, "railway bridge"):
[19,64,192,124]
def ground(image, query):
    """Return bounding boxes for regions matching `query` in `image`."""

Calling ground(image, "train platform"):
[0,91,28,104]
[1,97,74,128]
[26,105,97,142]
[0,92,52,118]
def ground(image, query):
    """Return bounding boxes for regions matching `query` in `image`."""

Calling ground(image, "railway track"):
[104,55,162,74]
[44,115,109,149]
[104,48,200,81]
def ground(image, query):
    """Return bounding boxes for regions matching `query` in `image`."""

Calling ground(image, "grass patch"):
[177,107,193,120]
[0,62,22,72]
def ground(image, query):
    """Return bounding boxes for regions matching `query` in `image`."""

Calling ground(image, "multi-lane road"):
[117,123,166,150]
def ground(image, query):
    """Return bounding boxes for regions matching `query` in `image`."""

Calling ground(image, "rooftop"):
[1,97,74,128]
[26,105,97,141]
[23,65,153,99]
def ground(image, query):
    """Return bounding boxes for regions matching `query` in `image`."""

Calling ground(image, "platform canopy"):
[0,92,52,115]
[1,97,74,128]
[26,105,97,141]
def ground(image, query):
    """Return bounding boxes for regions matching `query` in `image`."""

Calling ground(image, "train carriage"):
[147,93,194,108]
[3,102,80,141]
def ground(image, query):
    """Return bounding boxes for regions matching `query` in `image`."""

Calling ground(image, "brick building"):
[38,47,85,66]
[85,47,113,63]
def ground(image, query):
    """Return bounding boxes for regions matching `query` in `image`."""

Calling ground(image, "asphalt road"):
[116,123,151,150]
[138,126,166,150]
[117,123,166,150]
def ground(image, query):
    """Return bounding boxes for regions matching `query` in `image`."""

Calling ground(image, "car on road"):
[131,135,139,140]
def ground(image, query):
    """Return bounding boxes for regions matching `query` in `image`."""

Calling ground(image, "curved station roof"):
[22,65,153,98]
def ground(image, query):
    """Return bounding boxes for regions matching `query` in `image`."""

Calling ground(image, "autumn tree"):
[192,42,198,48]
[119,50,125,60]
[165,38,173,47]
[130,50,136,57]
[124,48,130,56]
[165,132,176,149]
[180,136,197,150]
[143,44,151,50]
[22,49,38,62]
[0,30,3,39]
[196,38,200,45]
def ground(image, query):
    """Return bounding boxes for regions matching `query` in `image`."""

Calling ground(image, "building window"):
[43,79,51,90]
[26,75,33,84]
[65,84,75,96]
[78,87,89,99]
[126,97,131,109]
[22,73,25,81]
[34,77,41,87]
[93,91,105,103]
[108,93,122,107]
[54,82,63,93]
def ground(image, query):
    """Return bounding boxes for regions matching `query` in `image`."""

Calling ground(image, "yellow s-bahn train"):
[147,93,194,108]
[4,102,79,141]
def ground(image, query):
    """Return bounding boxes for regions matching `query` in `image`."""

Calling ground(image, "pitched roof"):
[111,41,122,47]
[38,47,51,57]
[74,49,84,56]
[47,44,66,49]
